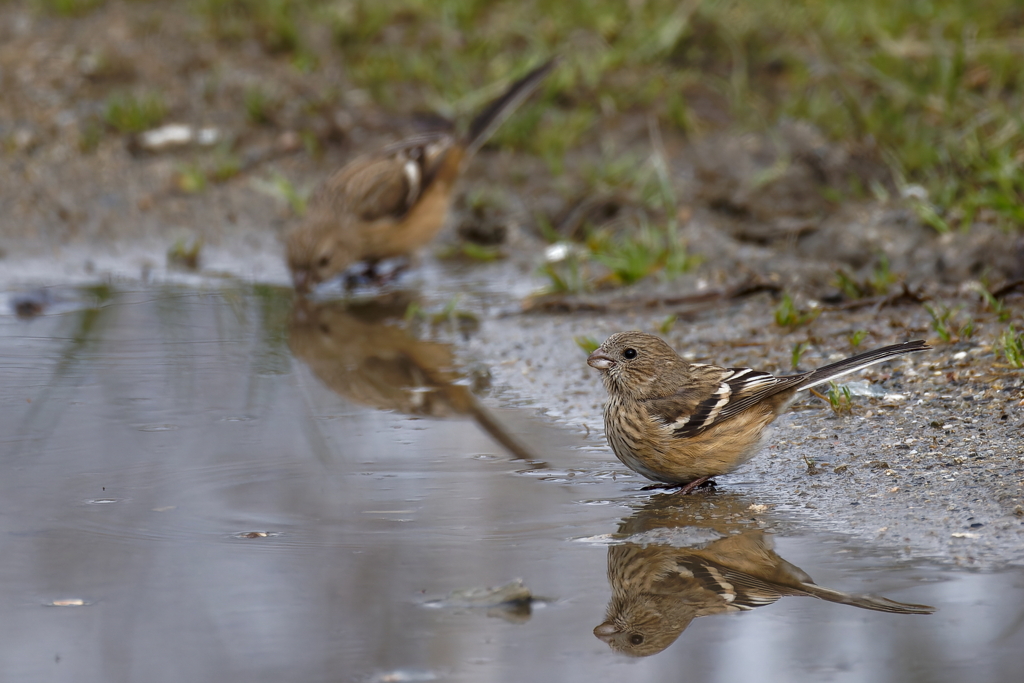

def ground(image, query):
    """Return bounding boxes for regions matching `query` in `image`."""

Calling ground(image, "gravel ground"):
[452,265,1024,568]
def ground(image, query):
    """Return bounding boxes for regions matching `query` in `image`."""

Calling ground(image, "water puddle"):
[1,283,1022,682]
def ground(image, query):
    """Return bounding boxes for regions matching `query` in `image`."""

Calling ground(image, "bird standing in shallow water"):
[587,331,929,493]
[286,59,556,293]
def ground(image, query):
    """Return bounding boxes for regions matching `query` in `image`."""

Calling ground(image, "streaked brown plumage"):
[595,493,934,657]
[286,59,556,292]
[587,332,929,492]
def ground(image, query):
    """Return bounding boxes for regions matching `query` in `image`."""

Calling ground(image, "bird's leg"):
[343,261,376,289]
[344,258,410,287]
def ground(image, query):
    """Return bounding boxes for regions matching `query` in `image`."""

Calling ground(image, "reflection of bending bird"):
[287,297,538,461]
[595,529,934,657]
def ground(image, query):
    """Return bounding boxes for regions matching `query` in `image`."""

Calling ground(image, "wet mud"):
[2,3,1023,679]
[1,284,1022,682]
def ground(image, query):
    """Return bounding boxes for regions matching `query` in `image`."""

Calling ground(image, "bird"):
[587,332,929,493]
[286,59,557,293]
[595,526,934,657]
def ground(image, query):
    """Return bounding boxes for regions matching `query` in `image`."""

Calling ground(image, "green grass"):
[997,325,1024,368]
[574,335,600,354]
[252,172,310,216]
[171,147,244,194]
[925,305,954,344]
[774,293,819,329]
[826,381,854,416]
[104,92,167,134]
[538,247,591,294]
[791,341,808,369]
[405,297,479,332]
[973,283,1011,322]
[41,0,1024,231]
[174,165,208,194]
[834,254,899,299]
[437,242,505,262]
[167,237,203,270]
[315,0,1024,228]
[538,219,698,293]
[847,329,868,348]
[38,0,105,17]
[925,303,975,343]
[589,223,698,286]
[196,0,301,53]
[208,148,243,182]
[244,86,278,126]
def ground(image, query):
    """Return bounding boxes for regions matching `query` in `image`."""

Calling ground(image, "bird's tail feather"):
[465,58,557,156]
[798,582,935,615]
[799,340,929,391]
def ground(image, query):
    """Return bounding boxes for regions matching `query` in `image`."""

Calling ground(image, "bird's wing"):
[674,556,790,613]
[644,367,806,438]
[315,133,454,222]
[639,381,720,433]
[328,155,418,221]
[673,551,933,615]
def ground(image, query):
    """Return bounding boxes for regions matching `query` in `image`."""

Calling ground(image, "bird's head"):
[587,331,684,399]
[594,593,692,657]
[285,221,354,294]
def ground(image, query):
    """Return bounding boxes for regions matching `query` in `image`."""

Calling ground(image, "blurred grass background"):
[28,0,1024,232]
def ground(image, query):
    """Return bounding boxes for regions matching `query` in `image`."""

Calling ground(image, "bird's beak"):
[292,269,311,294]
[593,622,620,643]
[587,349,614,370]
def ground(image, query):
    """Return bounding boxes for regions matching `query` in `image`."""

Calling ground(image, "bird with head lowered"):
[286,59,557,293]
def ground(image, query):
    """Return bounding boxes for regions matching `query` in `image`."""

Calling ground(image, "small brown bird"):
[286,59,556,292]
[596,528,934,657]
[587,332,929,492]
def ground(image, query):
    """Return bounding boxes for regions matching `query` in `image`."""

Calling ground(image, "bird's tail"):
[799,340,930,391]
[464,58,558,156]
[798,582,935,615]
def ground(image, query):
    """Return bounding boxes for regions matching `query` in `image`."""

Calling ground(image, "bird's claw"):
[639,477,717,494]
[640,478,716,494]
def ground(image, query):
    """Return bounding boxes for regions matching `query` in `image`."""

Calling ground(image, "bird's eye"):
[623,348,638,360]
[318,256,330,268]
[629,634,644,645]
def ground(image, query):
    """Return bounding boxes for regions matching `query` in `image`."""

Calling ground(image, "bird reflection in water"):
[287,293,537,461]
[594,494,934,657]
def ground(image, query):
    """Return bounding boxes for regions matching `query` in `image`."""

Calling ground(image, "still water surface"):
[1,285,1021,682]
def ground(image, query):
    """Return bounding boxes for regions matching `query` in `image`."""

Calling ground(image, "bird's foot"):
[641,482,679,491]
[676,477,717,495]
[640,478,716,494]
